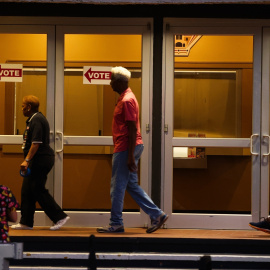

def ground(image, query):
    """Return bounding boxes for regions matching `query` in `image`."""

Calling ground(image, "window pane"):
[173,35,253,214]
[0,34,47,135]
[63,34,142,211]
[0,34,47,207]
[174,35,253,139]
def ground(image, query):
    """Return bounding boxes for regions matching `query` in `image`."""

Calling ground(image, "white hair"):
[111,66,131,81]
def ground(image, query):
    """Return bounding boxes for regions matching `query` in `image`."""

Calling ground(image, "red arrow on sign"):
[84,67,111,83]
[0,65,22,80]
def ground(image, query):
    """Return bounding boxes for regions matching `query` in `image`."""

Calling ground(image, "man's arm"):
[127,120,137,172]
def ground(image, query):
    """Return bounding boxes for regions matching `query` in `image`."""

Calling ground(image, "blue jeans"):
[110,144,162,226]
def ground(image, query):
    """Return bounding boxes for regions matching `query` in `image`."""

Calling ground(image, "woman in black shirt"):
[11,95,69,230]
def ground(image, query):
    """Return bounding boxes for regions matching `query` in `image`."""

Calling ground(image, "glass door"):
[55,21,153,227]
[0,25,55,226]
[163,21,261,229]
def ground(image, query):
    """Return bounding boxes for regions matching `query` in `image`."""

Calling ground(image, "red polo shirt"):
[112,88,143,153]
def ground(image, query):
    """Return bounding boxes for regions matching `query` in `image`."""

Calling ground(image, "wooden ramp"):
[9,227,270,269]
[10,226,270,239]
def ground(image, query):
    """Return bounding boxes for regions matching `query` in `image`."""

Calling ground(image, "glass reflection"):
[174,70,240,138]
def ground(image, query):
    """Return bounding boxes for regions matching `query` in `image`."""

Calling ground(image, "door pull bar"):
[250,134,259,156]
[56,131,64,153]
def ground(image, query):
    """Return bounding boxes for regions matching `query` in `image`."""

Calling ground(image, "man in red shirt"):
[97,66,168,233]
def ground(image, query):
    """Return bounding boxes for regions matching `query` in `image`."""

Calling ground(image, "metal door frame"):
[261,27,270,219]
[0,24,56,226]
[162,18,262,229]
[0,17,154,228]
[55,19,153,227]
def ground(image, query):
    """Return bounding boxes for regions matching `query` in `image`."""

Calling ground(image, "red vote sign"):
[83,66,112,85]
[0,64,23,82]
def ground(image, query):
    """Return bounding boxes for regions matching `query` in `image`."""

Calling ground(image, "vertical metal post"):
[88,234,96,270]
[0,243,23,270]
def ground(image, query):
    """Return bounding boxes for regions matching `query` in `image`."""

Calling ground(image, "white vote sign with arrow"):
[0,64,23,82]
[83,66,112,85]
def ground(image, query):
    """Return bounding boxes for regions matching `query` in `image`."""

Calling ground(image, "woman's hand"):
[7,210,17,223]
[20,160,29,172]
[20,143,40,171]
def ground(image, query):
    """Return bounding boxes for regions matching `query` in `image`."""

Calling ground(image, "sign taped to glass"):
[83,66,112,85]
[0,64,23,82]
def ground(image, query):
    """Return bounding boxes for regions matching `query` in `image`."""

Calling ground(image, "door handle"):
[263,135,270,157]
[250,134,259,156]
[56,131,64,153]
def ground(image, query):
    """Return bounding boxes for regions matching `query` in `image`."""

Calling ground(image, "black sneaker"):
[96,225,124,233]
[146,213,169,233]
[249,217,270,233]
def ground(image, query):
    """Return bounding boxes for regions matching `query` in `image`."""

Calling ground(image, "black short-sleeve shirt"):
[22,112,54,157]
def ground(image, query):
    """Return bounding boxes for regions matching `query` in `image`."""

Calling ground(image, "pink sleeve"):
[124,100,137,122]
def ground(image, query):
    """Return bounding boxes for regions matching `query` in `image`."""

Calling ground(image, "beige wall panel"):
[0,150,23,204]
[62,154,139,210]
[173,155,251,212]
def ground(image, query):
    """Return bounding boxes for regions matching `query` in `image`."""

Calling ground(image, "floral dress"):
[0,185,19,243]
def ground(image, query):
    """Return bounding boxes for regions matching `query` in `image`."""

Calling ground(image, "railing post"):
[0,243,23,270]
[199,255,212,270]
[88,234,96,270]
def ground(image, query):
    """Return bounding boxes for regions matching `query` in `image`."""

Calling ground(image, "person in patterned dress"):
[0,185,18,243]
